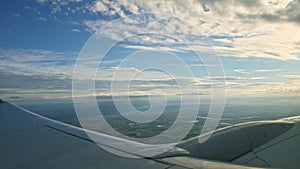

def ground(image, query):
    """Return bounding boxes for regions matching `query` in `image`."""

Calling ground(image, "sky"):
[1,0,300,101]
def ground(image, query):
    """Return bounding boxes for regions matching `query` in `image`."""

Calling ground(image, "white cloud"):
[0,48,76,77]
[1,47,299,99]
[284,74,300,79]
[90,0,125,17]
[82,0,300,60]
[233,69,249,74]
[36,0,47,3]
[37,17,47,22]
[120,44,183,53]
[71,28,81,32]
[33,0,300,60]
[7,1,300,99]
[255,69,282,72]
[91,1,108,13]
[209,76,266,81]
[0,48,79,100]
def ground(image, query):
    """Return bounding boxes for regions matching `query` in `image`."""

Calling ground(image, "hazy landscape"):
[15,96,300,140]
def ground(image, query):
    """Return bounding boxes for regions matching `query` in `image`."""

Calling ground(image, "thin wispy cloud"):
[255,69,282,72]
[0,48,77,76]
[233,69,250,75]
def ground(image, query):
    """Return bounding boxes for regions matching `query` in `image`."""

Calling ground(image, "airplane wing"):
[0,100,299,169]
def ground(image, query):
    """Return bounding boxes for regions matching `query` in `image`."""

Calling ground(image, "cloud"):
[222,79,300,97]
[24,6,31,10]
[36,0,47,3]
[5,1,300,99]
[255,69,282,72]
[90,1,125,17]
[0,48,79,100]
[1,47,299,99]
[284,74,300,79]
[31,0,299,60]
[233,69,249,74]
[80,0,300,60]
[0,69,73,101]
[120,44,183,53]
[90,1,108,13]
[93,66,217,97]
[37,17,47,22]
[0,48,208,99]
[36,0,85,15]
[0,69,71,90]
[71,28,81,32]
[209,76,266,81]
[0,48,76,77]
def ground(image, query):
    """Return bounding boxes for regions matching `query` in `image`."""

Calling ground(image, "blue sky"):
[0,0,92,51]
[1,0,300,101]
